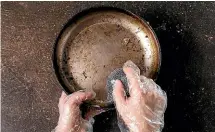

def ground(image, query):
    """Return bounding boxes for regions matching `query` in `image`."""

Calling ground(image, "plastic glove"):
[113,61,167,132]
[54,91,96,132]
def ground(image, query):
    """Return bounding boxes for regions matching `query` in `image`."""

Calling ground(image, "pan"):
[53,8,161,109]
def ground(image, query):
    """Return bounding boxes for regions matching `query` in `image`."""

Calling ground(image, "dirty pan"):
[53,8,161,108]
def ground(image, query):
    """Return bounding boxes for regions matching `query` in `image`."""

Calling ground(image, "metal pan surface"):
[54,8,161,108]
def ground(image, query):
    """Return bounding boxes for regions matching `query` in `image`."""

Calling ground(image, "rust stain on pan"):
[53,8,161,108]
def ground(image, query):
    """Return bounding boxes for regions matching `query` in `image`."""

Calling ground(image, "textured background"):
[1,2,215,132]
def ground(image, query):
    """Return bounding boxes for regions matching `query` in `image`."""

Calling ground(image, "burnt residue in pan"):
[67,23,144,101]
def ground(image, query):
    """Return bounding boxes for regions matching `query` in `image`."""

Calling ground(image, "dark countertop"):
[1,2,215,132]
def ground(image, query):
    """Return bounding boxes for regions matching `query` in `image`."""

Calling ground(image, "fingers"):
[58,90,95,114]
[113,80,126,106]
[65,91,94,106]
[123,67,141,96]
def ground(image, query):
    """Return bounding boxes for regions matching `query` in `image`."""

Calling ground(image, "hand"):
[113,67,167,132]
[55,91,95,132]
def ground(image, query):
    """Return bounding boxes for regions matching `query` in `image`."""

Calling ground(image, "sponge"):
[106,68,130,103]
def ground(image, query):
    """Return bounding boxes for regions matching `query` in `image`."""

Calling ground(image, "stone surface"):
[1,1,215,132]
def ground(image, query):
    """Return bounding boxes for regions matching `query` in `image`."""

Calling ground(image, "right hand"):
[113,67,167,132]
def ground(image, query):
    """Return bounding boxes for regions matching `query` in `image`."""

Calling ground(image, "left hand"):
[55,91,95,132]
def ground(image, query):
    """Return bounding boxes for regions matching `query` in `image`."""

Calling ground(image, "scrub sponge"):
[106,68,129,103]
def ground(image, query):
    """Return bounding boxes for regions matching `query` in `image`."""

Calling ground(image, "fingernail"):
[78,90,85,92]
[86,92,96,99]
[85,89,96,98]
[91,91,96,98]
[112,79,121,88]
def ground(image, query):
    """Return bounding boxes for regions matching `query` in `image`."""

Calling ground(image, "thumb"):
[113,80,126,107]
